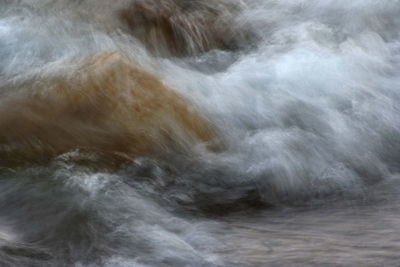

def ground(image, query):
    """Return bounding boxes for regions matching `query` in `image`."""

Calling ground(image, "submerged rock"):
[119,0,253,57]
[0,51,219,165]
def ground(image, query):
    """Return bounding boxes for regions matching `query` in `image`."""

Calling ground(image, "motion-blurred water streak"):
[1,0,400,266]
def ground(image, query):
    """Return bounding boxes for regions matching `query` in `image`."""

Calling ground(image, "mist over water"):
[1,0,400,266]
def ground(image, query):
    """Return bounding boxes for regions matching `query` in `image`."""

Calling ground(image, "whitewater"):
[1,0,400,266]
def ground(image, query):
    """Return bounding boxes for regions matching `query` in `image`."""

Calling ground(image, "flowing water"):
[1,0,400,266]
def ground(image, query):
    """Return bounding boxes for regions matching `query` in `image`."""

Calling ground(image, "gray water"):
[1,0,400,266]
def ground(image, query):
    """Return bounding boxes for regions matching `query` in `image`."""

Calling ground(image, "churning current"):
[1,0,400,266]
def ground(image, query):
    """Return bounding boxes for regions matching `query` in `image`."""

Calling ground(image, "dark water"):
[1,0,400,266]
